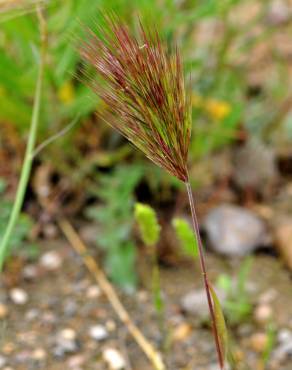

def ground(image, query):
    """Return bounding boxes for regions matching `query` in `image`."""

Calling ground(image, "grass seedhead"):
[79,14,191,181]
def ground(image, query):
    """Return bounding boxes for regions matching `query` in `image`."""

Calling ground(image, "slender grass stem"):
[185,181,224,369]
[0,6,46,270]
[151,251,166,349]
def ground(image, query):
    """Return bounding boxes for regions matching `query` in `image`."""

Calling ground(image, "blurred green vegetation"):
[0,178,38,260]
[1,0,291,285]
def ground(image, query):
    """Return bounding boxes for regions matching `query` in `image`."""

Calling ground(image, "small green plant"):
[0,179,38,260]
[134,203,165,339]
[0,4,46,269]
[262,323,276,368]
[217,257,253,325]
[86,165,142,292]
[172,217,198,259]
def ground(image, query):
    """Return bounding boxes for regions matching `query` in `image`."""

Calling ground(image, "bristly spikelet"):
[79,15,191,182]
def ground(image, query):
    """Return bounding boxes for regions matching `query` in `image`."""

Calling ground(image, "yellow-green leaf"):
[209,284,228,366]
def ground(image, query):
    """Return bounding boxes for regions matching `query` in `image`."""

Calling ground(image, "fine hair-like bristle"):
[79,15,191,182]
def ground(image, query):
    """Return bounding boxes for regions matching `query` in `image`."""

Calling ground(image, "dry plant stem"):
[185,182,224,369]
[58,219,165,370]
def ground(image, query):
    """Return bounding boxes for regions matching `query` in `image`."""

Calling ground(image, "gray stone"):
[54,328,79,356]
[180,288,226,320]
[203,204,268,256]
[63,299,78,317]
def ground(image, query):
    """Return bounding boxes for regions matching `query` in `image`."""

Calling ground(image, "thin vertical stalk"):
[0,5,46,270]
[185,181,224,369]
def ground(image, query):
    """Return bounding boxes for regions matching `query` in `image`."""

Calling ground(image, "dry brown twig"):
[58,218,165,370]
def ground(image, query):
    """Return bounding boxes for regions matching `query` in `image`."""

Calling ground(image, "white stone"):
[58,328,77,341]
[86,285,101,299]
[32,348,46,361]
[89,325,108,341]
[9,288,28,305]
[103,348,126,370]
[40,251,62,270]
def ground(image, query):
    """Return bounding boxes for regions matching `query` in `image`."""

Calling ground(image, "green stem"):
[0,6,46,270]
[151,250,167,351]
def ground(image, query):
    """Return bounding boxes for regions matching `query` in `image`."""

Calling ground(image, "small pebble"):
[137,290,148,302]
[105,320,116,332]
[63,300,78,317]
[0,355,7,368]
[42,311,57,324]
[172,323,192,342]
[181,288,225,320]
[88,325,108,341]
[22,265,39,280]
[272,329,292,362]
[254,304,273,325]
[2,343,15,355]
[0,304,8,319]
[15,350,30,363]
[86,285,101,299]
[25,308,39,321]
[9,288,28,305]
[54,328,78,356]
[32,348,46,361]
[103,348,126,370]
[67,354,85,368]
[40,251,62,270]
[249,332,268,353]
[278,329,292,343]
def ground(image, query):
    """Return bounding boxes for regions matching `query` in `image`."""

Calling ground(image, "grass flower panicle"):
[80,15,226,369]
[80,16,191,182]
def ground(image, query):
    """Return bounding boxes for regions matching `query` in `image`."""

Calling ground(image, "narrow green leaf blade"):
[209,284,228,367]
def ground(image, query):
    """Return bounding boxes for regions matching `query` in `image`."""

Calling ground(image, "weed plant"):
[134,203,165,345]
[86,166,142,291]
[79,14,228,368]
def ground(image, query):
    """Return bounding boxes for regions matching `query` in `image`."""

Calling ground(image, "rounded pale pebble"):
[86,285,101,299]
[9,288,28,305]
[40,251,62,270]
[22,265,39,280]
[278,329,292,343]
[66,354,85,367]
[254,304,273,325]
[103,348,126,370]
[58,328,77,341]
[88,325,108,341]
[32,348,47,361]
[105,320,116,332]
[249,332,268,353]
